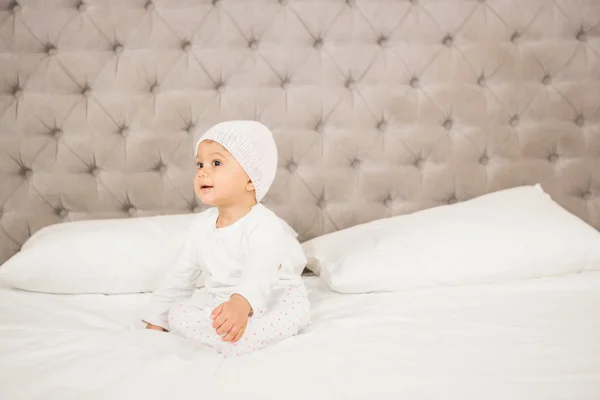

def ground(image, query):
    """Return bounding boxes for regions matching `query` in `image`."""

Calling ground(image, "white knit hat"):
[195,120,278,202]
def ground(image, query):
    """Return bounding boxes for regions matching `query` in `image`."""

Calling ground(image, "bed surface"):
[1,274,599,400]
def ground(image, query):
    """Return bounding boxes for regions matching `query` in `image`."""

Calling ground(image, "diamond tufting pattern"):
[0,0,599,265]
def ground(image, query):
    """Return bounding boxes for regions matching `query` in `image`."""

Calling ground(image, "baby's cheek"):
[192,174,201,186]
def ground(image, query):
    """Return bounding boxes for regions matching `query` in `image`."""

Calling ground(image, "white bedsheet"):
[1,274,600,400]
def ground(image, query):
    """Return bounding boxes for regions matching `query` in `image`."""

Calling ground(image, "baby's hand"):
[211,294,252,343]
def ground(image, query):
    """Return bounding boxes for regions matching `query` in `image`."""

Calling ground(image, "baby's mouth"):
[200,185,213,191]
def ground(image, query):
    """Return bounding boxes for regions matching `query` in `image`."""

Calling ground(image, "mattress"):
[1,274,600,400]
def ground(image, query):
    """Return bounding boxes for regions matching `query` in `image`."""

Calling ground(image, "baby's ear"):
[245,179,255,192]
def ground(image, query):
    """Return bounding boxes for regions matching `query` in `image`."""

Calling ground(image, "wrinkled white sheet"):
[1,274,600,400]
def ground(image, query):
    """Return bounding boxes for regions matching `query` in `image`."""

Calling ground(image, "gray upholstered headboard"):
[1,0,599,265]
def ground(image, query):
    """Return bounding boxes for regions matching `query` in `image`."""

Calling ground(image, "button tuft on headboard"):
[248,38,259,50]
[383,195,393,207]
[442,34,454,47]
[21,167,32,179]
[510,31,521,44]
[410,76,420,88]
[413,157,424,169]
[81,86,91,97]
[315,121,324,133]
[317,196,326,209]
[45,44,57,56]
[119,125,130,137]
[345,77,356,90]
[214,80,225,92]
[51,128,63,139]
[287,161,297,172]
[542,74,552,85]
[443,118,453,130]
[185,122,195,134]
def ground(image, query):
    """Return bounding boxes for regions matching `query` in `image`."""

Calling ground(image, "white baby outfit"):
[142,204,310,356]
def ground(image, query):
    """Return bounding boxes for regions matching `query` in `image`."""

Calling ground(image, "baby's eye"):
[196,162,203,169]
[213,160,222,167]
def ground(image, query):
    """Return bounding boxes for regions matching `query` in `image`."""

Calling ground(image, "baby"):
[142,120,310,356]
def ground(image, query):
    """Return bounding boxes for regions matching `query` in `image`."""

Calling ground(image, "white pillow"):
[0,211,299,294]
[302,185,600,293]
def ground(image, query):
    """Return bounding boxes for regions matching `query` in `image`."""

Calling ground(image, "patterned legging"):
[168,285,310,357]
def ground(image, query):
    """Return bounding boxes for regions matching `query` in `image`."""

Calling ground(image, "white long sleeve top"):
[141,204,307,330]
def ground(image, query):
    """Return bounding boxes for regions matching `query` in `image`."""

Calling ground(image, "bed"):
[1,273,600,400]
[1,0,600,399]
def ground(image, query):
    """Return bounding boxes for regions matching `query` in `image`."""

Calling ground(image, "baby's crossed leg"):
[168,286,310,357]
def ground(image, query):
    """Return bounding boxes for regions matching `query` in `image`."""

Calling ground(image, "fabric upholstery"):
[0,0,599,265]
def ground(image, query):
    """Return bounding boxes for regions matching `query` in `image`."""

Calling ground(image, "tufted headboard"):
[1,0,599,265]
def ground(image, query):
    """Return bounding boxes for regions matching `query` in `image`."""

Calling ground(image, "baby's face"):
[194,140,254,207]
